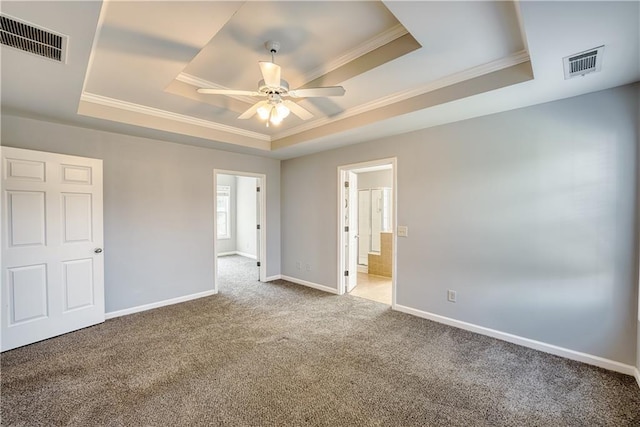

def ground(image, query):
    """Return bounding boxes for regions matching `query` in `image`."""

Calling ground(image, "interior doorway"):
[213,170,266,292]
[338,158,396,306]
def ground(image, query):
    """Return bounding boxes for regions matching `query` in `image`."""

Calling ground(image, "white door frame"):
[337,157,397,307]
[213,169,267,291]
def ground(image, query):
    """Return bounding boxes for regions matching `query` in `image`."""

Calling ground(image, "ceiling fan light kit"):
[197,41,346,127]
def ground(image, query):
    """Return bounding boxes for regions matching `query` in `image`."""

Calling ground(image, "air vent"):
[563,46,604,80]
[0,14,67,63]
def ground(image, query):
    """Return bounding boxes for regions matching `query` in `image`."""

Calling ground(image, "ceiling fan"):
[197,41,346,127]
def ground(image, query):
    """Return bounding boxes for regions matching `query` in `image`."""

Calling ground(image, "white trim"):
[301,24,408,86]
[217,250,258,260]
[273,50,530,141]
[217,251,237,257]
[281,275,339,295]
[80,92,270,141]
[236,251,257,260]
[105,290,217,320]
[265,275,282,282]
[357,265,368,273]
[394,304,637,376]
[634,368,640,389]
[81,49,528,148]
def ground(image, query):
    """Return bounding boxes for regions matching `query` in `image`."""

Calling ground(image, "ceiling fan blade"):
[197,88,261,96]
[288,86,345,98]
[259,61,281,88]
[283,100,313,121]
[238,100,269,120]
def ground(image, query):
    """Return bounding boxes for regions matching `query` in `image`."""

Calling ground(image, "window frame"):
[216,185,231,240]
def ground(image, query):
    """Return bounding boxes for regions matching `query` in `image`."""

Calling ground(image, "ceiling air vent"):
[563,46,604,80]
[0,14,67,63]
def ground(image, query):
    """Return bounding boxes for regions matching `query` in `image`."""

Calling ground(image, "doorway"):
[213,170,266,292]
[338,158,396,306]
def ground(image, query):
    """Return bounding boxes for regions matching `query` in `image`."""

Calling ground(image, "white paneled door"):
[1,147,104,351]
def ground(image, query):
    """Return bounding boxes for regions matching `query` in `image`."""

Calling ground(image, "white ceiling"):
[1,1,638,160]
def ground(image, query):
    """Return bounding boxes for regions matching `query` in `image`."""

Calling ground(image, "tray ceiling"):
[2,1,638,159]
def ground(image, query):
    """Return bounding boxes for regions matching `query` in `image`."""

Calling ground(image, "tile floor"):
[349,272,392,305]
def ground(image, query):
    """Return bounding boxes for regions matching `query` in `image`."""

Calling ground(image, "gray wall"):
[281,84,639,365]
[236,176,257,257]
[1,115,281,313]
[216,174,237,254]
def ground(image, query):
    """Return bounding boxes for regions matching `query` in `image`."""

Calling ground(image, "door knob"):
[94,248,103,254]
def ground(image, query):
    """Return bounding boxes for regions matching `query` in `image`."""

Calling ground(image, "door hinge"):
[344,226,349,232]
[256,187,260,192]
[257,261,261,267]
[257,224,260,230]
[344,270,349,277]
[344,181,349,188]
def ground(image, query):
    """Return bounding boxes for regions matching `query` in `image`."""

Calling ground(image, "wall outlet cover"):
[447,290,457,302]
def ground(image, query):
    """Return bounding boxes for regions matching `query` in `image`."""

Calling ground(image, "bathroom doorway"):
[338,158,396,306]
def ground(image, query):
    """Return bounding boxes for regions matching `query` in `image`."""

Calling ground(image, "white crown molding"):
[82,50,529,148]
[301,24,409,86]
[176,73,257,104]
[272,49,531,141]
[80,92,270,141]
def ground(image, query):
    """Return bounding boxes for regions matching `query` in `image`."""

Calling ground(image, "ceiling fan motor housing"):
[258,79,289,95]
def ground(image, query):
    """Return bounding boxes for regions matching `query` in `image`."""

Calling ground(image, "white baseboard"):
[394,304,637,377]
[265,275,282,281]
[105,289,217,319]
[357,265,368,273]
[218,250,257,260]
[217,251,236,257]
[634,367,640,389]
[281,275,339,295]
[236,251,257,260]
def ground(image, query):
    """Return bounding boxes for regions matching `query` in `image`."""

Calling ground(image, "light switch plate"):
[397,226,408,237]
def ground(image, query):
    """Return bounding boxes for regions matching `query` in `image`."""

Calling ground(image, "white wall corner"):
[281,275,339,294]
[105,289,217,319]
[393,304,637,377]
[265,275,282,282]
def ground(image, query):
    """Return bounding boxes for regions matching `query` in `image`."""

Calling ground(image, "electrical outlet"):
[305,263,311,271]
[296,261,301,270]
[397,226,408,237]
[447,290,457,303]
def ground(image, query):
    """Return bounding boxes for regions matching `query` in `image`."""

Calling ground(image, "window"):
[217,185,231,239]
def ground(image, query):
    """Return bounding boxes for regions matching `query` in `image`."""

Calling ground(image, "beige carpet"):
[2,255,639,426]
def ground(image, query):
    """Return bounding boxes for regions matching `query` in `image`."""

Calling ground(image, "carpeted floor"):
[2,255,639,426]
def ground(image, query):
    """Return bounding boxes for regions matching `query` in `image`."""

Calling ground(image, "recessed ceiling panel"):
[183,1,403,91]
